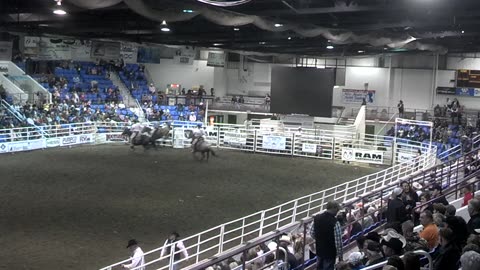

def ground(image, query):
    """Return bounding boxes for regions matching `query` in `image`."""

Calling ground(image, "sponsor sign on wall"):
[28,139,46,150]
[91,41,121,60]
[398,152,416,163]
[223,132,247,146]
[46,138,61,148]
[207,52,225,67]
[262,135,287,150]
[8,141,30,152]
[60,134,93,146]
[0,142,9,153]
[342,89,376,104]
[0,41,13,61]
[120,42,138,63]
[106,134,127,142]
[302,143,318,154]
[342,148,384,164]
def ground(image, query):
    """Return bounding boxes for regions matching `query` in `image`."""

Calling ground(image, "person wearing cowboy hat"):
[386,187,408,232]
[380,229,406,257]
[160,232,189,270]
[122,239,145,269]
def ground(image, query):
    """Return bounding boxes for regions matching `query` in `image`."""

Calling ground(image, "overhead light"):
[161,20,170,32]
[326,45,334,49]
[213,43,223,46]
[53,9,67,15]
[288,37,292,40]
[233,28,240,31]
[183,9,194,13]
[53,0,67,15]
[274,23,283,28]
[259,41,266,45]
[358,50,365,53]
[333,85,340,89]
[462,30,465,34]
[384,47,388,50]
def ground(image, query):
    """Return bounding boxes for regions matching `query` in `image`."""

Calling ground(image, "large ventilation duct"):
[67,0,123,9]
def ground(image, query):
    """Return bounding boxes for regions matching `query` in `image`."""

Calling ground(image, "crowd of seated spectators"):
[332,159,480,270]
[386,118,479,158]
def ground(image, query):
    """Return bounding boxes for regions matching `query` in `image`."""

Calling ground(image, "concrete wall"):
[145,54,480,110]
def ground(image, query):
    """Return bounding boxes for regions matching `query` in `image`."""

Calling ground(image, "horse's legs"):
[206,151,210,162]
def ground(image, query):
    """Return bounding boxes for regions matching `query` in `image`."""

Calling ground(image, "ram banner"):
[342,148,384,164]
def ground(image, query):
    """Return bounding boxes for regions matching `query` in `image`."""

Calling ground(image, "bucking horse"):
[191,136,217,161]
[122,124,171,150]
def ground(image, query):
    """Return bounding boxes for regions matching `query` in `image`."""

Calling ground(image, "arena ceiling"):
[2,0,480,56]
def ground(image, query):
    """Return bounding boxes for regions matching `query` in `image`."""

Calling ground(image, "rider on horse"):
[129,121,150,147]
[191,124,206,152]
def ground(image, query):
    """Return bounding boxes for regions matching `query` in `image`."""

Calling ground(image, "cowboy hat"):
[126,239,139,248]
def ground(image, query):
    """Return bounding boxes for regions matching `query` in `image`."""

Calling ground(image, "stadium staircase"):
[0,99,49,137]
[109,71,145,121]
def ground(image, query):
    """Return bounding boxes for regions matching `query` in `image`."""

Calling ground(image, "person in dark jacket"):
[401,181,418,217]
[430,184,449,205]
[433,228,461,270]
[386,187,408,229]
[467,198,480,235]
[312,201,343,270]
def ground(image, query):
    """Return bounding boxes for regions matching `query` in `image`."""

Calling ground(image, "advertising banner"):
[398,152,416,163]
[106,134,127,142]
[342,89,376,104]
[60,134,93,146]
[173,46,196,65]
[91,41,121,60]
[24,36,40,48]
[262,135,287,150]
[342,148,384,164]
[436,87,456,95]
[0,41,13,61]
[302,143,318,154]
[8,141,30,152]
[207,52,225,67]
[28,139,46,150]
[0,142,9,153]
[46,138,61,148]
[223,132,247,146]
[120,42,138,63]
[455,88,475,96]
[137,46,161,63]
[71,40,92,61]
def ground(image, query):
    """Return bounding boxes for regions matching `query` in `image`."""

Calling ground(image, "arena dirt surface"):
[0,144,379,270]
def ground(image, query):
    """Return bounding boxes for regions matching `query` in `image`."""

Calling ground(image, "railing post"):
[196,234,201,263]
[258,211,265,237]
[291,133,295,157]
[253,129,257,153]
[218,224,225,254]
[168,242,175,270]
[291,200,298,223]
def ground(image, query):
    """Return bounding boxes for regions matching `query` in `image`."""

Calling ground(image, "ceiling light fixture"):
[213,43,223,46]
[196,0,252,7]
[462,30,465,34]
[53,0,67,15]
[183,9,194,13]
[358,50,365,53]
[274,23,283,28]
[288,37,292,40]
[233,28,240,31]
[259,41,266,45]
[161,20,170,32]
[326,45,334,49]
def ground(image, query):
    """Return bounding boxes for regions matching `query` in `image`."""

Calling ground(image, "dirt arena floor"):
[0,144,380,270]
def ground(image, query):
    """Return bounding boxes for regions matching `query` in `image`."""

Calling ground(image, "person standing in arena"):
[397,100,404,118]
[122,239,145,270]
[160,232,189,270]
[312,201,343,270]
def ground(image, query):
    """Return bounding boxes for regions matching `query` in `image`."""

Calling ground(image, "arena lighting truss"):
[196,0,253,7]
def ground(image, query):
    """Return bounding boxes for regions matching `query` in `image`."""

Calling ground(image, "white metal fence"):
[0,121,438,270]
